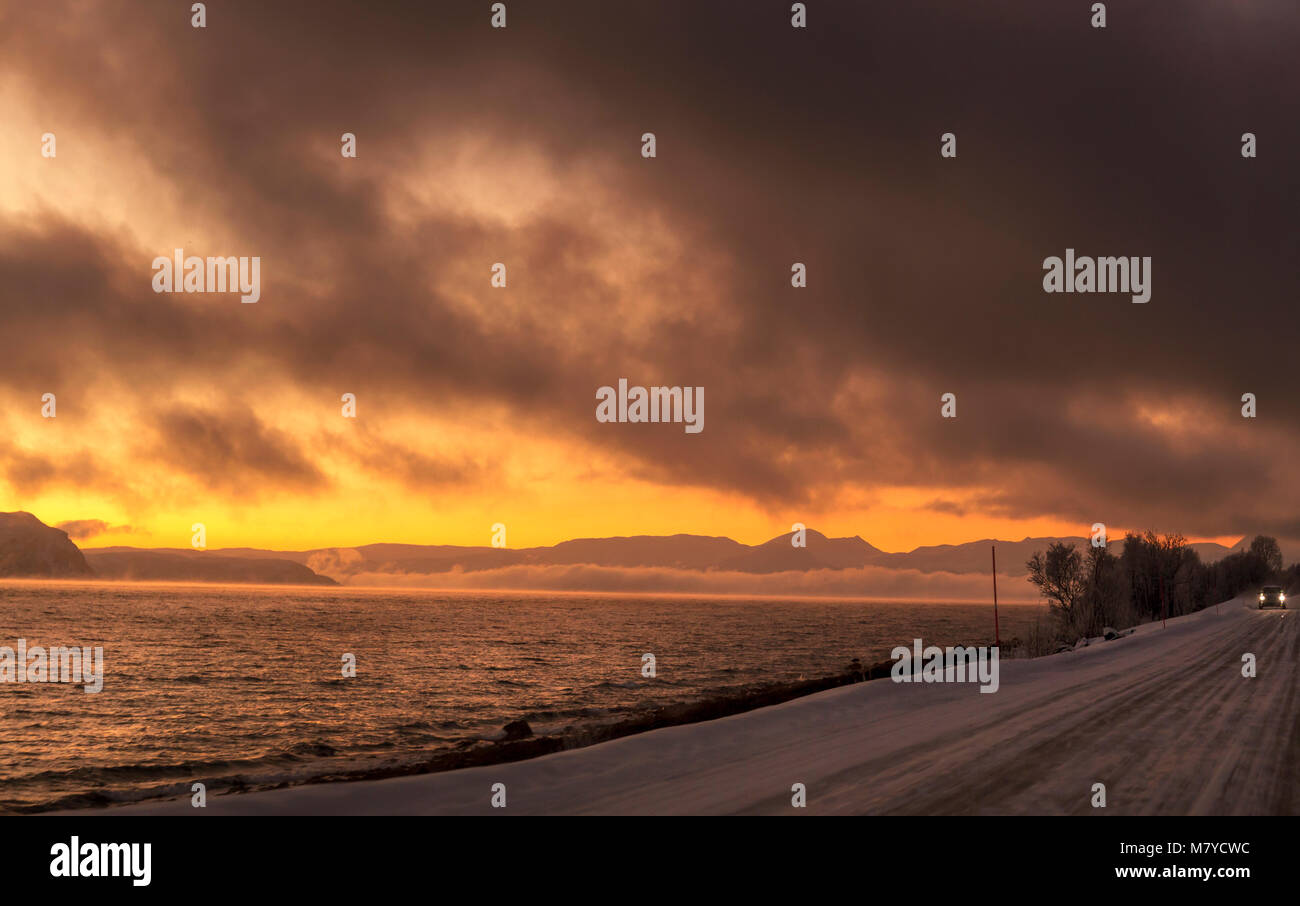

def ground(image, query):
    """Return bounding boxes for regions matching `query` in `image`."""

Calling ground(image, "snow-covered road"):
[71,597,1297,815]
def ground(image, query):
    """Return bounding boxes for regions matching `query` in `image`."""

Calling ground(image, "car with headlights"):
[1258,586,1286,609]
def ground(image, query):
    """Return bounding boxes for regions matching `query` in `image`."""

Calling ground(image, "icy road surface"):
[70,596,1296,815]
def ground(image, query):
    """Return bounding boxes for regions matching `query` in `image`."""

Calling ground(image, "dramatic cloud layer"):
[1,1,1296,554]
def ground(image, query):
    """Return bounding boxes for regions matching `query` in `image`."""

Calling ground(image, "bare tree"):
[1026,542,1087,635]
[1250,536,1283,575]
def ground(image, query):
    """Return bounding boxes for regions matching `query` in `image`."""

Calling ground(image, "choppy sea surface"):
[0,581,1044,812]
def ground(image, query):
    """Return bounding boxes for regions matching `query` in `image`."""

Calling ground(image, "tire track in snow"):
[798,606,1293,815]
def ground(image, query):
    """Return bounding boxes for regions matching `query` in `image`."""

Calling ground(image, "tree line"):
[1026,532,1288,641]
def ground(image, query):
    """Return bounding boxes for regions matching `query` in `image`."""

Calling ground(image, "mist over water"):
[0,582,1044,812]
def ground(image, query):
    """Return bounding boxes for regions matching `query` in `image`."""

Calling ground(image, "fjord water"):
[0,582,1043,812]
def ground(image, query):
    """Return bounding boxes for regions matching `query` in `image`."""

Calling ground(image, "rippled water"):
[0,581,1044,812]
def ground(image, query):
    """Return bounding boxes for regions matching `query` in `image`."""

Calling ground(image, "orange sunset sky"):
[0,1,1294,555]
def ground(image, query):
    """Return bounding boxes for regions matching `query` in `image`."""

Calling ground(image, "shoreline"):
[55,600,1279,816]
[43,643,1021,815]
[34,655,906,814]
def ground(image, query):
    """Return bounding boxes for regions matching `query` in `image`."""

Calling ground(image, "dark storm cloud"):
[55,518,134,540]
[0,444,110,495]
[925,499,969,518]
[1,1,1297,538]
[332,429,485,491]
[147,406,326,494]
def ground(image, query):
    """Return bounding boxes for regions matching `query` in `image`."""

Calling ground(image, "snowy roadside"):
[61,596,1289,815]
